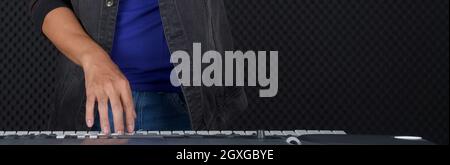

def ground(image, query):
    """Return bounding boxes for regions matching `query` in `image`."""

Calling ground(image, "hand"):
[82,52,136,134]
[39,6,136,134]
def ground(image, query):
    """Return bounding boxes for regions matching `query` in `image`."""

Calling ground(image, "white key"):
[294,130,308,136]
[136,131,148,135]
[318,130,333,134]
[333,130,346,135]
[264,131,272,136]
[147,131,160,135]
[306,130,320,135]
[232,131,246,135]
[184,131,196,135]
[0,131,4,136]
[97,131,108,136]
[88,131,99,135]
[172,131,185,135]
[111,133,124,136]
[52,131,63,135]
[4,131,16,135]
[76,131,88,135]
[208,131,221,135]
[17,131,28,136]
[160,131,172,136]
[40,131,52,135]
[245,131,257,136]
[28,131,40,135]
[221,131,233,135]
[64,131,76,135]
[269,131,284,136]
[196,131,209,135]
[282,131,297,136]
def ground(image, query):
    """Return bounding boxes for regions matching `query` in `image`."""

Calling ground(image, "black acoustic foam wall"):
[0,0,448,144]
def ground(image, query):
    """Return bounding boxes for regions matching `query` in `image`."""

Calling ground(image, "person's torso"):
[111,0,179,92]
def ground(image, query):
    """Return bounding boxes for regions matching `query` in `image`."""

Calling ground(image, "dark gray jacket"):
[30,0,247,130]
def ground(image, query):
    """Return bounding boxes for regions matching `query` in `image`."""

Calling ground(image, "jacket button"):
[106,0,114,7]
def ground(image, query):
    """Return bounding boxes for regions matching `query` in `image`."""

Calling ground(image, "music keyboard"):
[0,130,432,145]
[0,130,345,145]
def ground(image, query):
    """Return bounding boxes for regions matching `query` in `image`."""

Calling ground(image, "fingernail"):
[103,127,110,134]
[86,119,93,127]
[128,125,134,132]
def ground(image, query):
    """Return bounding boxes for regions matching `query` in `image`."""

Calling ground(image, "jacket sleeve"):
[30,0,71,32]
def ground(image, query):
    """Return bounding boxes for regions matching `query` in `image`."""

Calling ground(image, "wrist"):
[79,49,111,69]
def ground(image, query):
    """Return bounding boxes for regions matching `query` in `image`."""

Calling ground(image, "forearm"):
[42,7,111,68]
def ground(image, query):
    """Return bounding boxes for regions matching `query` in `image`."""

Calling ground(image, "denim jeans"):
[93,91,192,131]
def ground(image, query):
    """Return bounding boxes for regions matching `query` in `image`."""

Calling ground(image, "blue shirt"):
[111,0,179,92]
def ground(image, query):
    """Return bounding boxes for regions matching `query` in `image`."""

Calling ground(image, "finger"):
[97,93,110,134]
[105,86,125,134]
[85,91,95,128]
[119,81,136,133]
